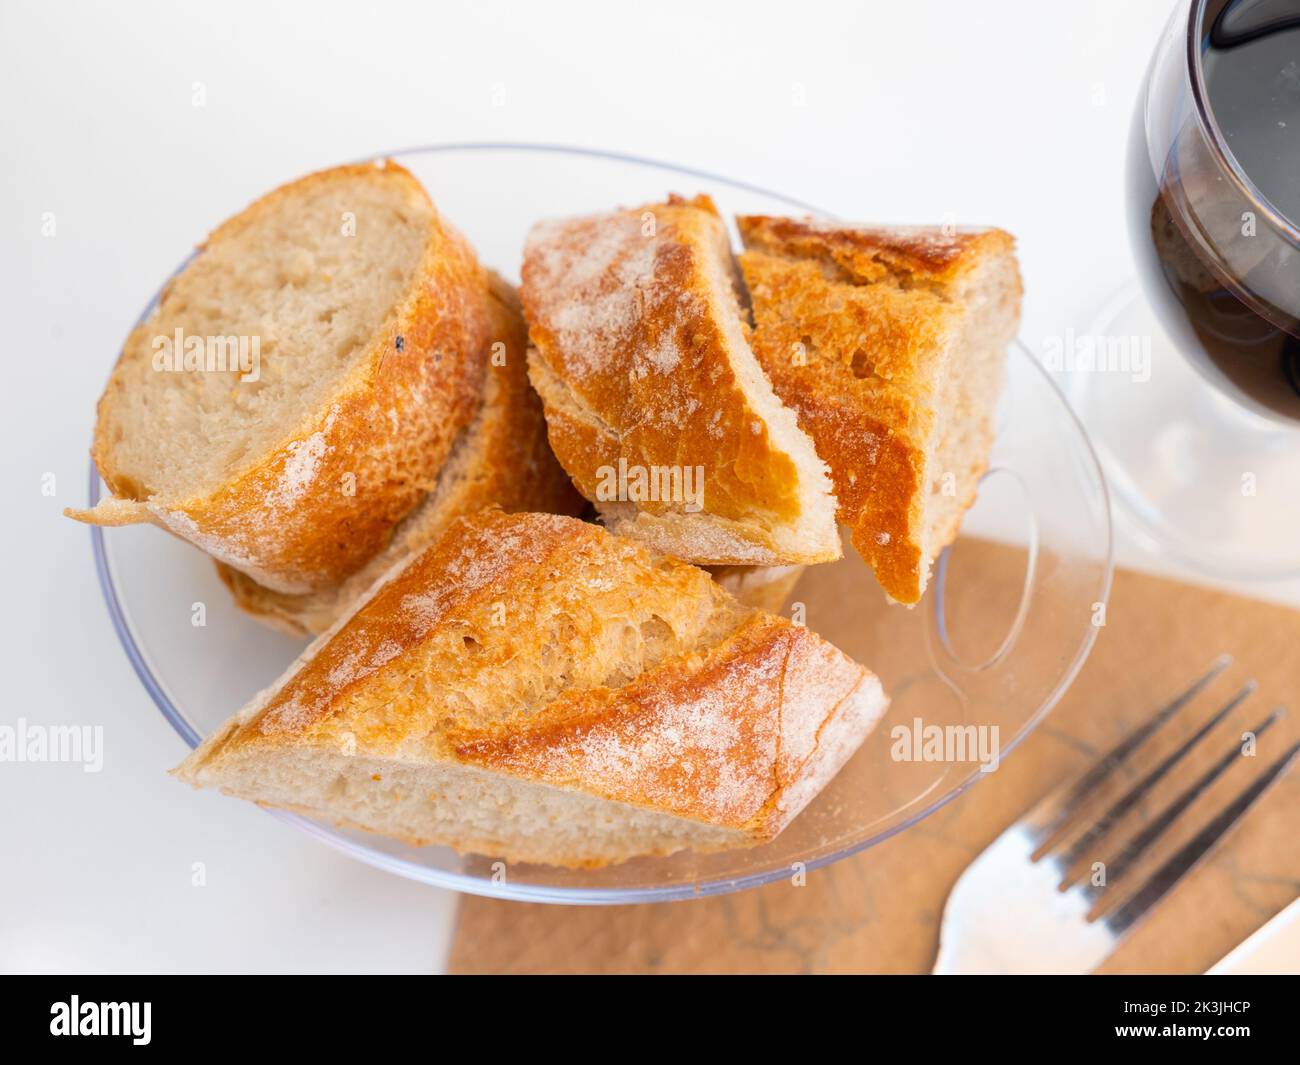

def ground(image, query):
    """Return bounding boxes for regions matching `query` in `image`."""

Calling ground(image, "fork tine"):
[1103,739,1300,936]
[1049,682,1257,874]
[1082,708,1284,901]
[1031,655,1230,846]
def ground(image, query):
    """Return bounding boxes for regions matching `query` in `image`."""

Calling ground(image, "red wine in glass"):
[1128,0,1300,422]
[1069,0,1300,579]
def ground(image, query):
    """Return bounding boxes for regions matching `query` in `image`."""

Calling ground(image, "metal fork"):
[932,656,1299,974]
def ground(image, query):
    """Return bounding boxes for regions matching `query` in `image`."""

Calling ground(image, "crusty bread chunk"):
[737,216,1022,604]
[215,273,584,635]
[521,194,841,566]
[175,511,886,868]
[68,161,491,595]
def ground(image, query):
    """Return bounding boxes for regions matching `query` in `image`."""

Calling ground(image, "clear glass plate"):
[88,144,1113,903]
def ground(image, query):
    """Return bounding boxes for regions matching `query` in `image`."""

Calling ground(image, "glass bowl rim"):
[86,141,1114,904]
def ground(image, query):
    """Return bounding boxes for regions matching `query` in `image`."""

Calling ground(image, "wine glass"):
[1069,0,1300,579]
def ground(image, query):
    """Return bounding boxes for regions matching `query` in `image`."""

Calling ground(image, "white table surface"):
[3,0,1293,974]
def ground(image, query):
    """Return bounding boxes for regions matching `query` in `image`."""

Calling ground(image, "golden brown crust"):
[737,216,1021,603]
[214,273,584,635]
[193,509,746,770]
[737,215,1017,287]
[228,512,599,752]
[450,612,873,840]
[180,511,886,859]
[76,162,492,595]
[521,195,838,565]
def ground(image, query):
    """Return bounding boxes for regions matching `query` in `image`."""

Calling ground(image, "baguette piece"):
[521,194,841,566]
[215,273,584,636]
[67,161,491,595]
[175,510,886,868]
[737,216,1022,604]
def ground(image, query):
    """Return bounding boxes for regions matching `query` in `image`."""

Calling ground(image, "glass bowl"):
[88,144,1113,903]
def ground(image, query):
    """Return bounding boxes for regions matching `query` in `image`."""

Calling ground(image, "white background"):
[1,0,1282,973]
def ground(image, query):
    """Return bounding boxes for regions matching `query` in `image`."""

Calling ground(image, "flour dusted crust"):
[68,161,493,595]
[737,215,1022,604]
[214,273,584,635]
[451,610,880,841]
[521,195,840,566]
[176,511,887,867]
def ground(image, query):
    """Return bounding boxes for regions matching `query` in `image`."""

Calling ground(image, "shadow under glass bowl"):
[89,143,1113,904]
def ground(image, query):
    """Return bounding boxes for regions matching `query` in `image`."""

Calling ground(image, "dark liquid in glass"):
[1127,0,1300,420]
